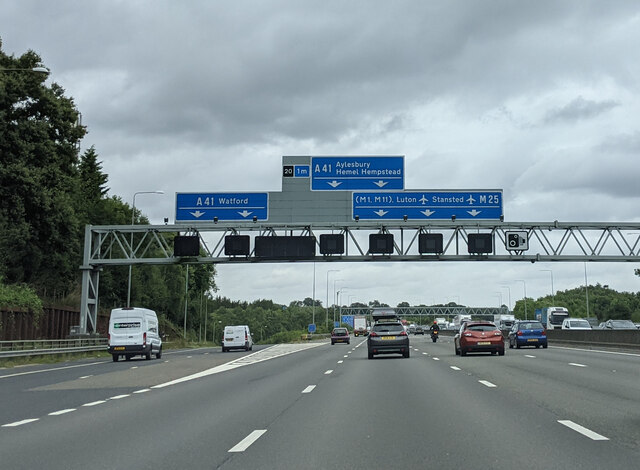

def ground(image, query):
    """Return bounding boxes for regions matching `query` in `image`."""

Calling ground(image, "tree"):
[0,42,86,297]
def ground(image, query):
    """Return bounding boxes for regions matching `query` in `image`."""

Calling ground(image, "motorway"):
[1,337,639,469]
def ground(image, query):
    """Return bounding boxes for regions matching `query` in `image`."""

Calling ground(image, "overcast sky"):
[2,1,640,311]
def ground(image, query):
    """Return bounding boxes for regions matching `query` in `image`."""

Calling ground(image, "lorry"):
[452,314,472,329]
[535,306,570,330]
[493,314,515,330]
[353,316,368,336]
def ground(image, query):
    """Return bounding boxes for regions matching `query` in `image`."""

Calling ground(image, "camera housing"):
[505,231,529,251]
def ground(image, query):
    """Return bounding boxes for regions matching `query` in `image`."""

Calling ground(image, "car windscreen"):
[372,323,404,334]
[570,321,590,328]
[466,324,498,332]
[610,320,635,328]
[519,322,543,330]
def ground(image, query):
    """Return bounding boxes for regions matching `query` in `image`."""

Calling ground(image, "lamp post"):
[0,66,50,74]
[127,190,164,307]
[326,270,339,329]
[333,278,344,326]
[540,269,555,304]
[500,285,511,312]
[515,279,528,319]
[494,292,503,308]
[337,288,348,325]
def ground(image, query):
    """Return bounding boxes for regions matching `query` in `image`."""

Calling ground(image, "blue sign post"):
[175,192,268,222]
[352,190,503,220]
[311,156,404,190]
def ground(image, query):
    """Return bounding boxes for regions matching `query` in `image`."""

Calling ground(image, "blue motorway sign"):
[308,324,316,333]
[311,156,404,190]
[175,192,268,222]
[341,315,355,328]
[352,190,503,220]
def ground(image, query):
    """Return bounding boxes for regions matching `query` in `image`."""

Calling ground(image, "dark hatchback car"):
[331,327,350,345]
[367,320,410,359]
[454,321,505,356]
[508,320,547,349]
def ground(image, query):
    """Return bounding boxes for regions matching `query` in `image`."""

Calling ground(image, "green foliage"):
[0,276,43,313]
[512,283,640,322]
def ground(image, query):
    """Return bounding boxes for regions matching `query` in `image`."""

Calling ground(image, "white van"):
[221,325,253,352]
[108,307,162,362]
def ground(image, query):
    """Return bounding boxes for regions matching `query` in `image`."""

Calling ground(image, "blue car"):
[508,321,548,349]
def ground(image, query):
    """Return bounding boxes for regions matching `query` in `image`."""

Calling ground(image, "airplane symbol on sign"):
[467,195,476,204]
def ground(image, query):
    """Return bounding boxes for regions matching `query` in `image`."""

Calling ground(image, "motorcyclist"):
[429,320,440,333]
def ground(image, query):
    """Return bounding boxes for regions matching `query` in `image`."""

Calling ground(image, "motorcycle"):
[430,329,439,342]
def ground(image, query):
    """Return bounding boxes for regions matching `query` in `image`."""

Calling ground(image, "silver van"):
[108,307,162,361]
[222,325,253,352]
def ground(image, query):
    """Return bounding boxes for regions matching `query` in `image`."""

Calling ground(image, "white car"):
[561,318,592,330]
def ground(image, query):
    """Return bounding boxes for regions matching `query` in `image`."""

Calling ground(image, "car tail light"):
[245,332,248,341]
[399,330,408,336]
[370,331,379,337]
[517,331,523,336]
[143,332,147,346]
[541,330,546,336]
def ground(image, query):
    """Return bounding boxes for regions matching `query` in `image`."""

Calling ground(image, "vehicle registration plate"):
[225,338,234,341]
[113,346,125,351]
[382,336,395,340]
[527,339,538,342]
[477,341,491,345]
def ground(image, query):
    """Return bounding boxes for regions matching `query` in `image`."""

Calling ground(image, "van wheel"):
[112,354,119,362]
[145,350,152,360]
[125,355,131,361]
[156,347,162,359]
[222,347,226,352]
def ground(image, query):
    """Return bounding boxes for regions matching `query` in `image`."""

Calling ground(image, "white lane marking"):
[164,360,169,363]
[204,352,209,355]
[558,420,609,441]
[110,394,130,400]
[228,429,267,453]
[82,400,106,407]
[450,366,461,371]
[324,370,333,375]
[49,409,76,416]
[79,375,93,379]
[2,418,39,427]
[422,352,428,355]
[133,389,151,394]
[433,357,440,361]
[302,385,316,394]
[343,355,348,358]
[152,343,323,389]
[130,366,138,370]
[479,380,497,388]
[187,356,192,359]
[337,360,344,364]
[0,361,106,379]
[569,363,587,368]
[551,346,640,357]
[524,355,536,358]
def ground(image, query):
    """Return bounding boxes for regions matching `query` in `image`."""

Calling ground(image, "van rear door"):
[110,316,144,346]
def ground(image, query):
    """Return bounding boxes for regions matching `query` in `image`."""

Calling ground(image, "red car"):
[454,321,504,356]
[331,327,350,345]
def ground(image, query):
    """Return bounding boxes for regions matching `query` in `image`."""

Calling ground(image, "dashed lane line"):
[2,419,39,428]
[228,430,267,453]
[302,385,316,394]
[558,420,609,441]
[479,380,497,388]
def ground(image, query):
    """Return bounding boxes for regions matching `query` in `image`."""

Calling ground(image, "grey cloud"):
[543,96,619,124]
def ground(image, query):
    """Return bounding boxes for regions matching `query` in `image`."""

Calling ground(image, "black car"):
[367,317,410,359]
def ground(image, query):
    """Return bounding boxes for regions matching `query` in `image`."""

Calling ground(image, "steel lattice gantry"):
[79,221,640,333]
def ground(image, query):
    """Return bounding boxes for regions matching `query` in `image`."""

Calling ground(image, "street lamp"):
[127,190,164,307]
[326,270,339,328]
[0,66,50,74]
[333,278,344,325]
[540,269,555,304]
[337,288,348,325]
[500,285,511,312]
[515,279,528,320]
[494,292,503,308]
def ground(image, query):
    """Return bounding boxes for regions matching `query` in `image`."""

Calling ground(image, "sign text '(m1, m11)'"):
[175,193,268,222]
[352,191,503,220]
